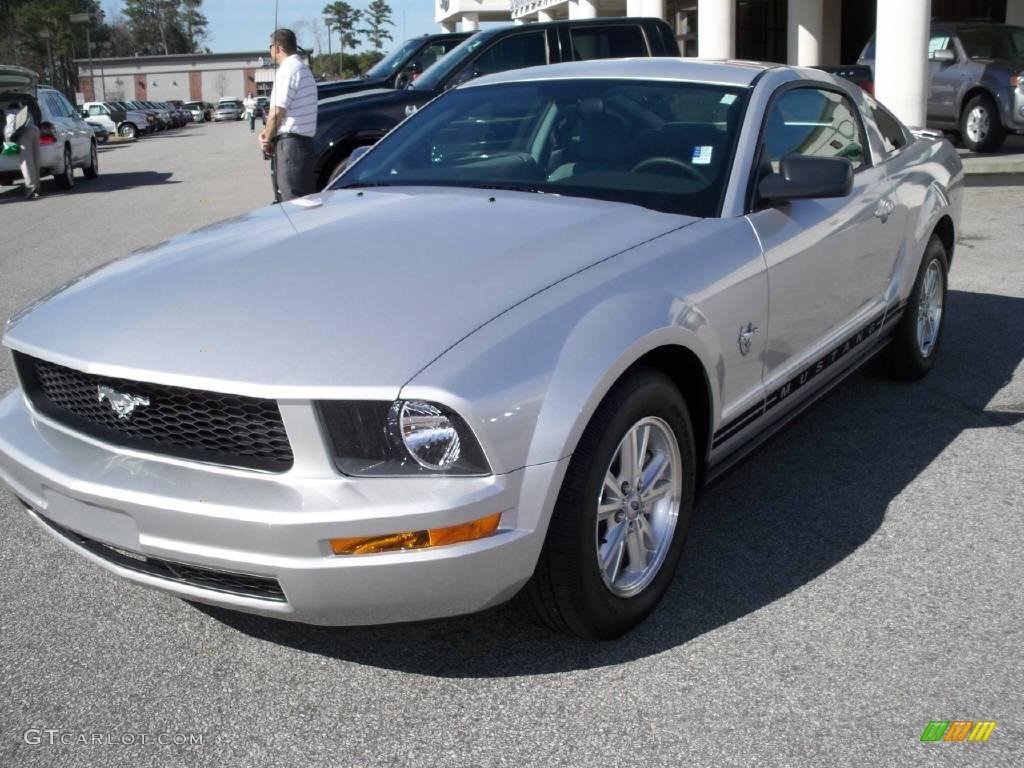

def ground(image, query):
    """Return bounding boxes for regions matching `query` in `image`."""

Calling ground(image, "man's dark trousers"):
[271,133,316,202]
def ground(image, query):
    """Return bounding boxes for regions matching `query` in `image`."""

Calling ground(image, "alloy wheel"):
[916,258,944,358]
[595,417,682,598]
[966,106,990,144]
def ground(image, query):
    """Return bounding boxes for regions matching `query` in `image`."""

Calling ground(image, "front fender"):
[400,216,766,478]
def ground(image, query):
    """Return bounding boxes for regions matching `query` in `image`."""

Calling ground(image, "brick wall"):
[189,71,202,101]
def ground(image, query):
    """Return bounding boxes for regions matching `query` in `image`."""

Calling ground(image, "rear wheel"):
[960,93,1005,153]
[83,141,99,179]
[516,369,697,639]
[118,123,137,140]
[881,235,948,380]
[53,145,74,190]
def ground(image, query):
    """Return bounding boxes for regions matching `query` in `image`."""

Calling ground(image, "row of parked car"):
[81,98,201,141]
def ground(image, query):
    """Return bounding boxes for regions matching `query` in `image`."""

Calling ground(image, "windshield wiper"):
[470,183,543,194]
[335,181,395,189]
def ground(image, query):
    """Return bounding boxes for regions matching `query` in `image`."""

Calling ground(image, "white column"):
[570,0,598,20]
[875,0,931,128]
[698,0,735,59]
[641,0,665,18]
[462,13,479,31]
[538,10,553,22]
[441,20,456,33]
[1007,0,1024,26]
[626,0,644,16]
[787,0,823,66]
[820,0,841,66]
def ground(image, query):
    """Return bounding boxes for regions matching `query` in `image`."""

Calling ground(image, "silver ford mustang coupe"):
[0,59,962,639]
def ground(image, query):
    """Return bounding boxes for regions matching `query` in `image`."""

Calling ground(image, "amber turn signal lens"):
[329,513,502,555]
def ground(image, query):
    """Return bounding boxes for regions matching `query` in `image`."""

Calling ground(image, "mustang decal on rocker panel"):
[96,385,150,420]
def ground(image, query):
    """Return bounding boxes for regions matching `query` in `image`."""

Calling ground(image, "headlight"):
[318,400,490,477]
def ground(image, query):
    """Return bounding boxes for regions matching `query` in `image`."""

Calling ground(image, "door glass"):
[866,97,908,155]
[570,26,648,60]
[472,33,547,78]
[762,88,866,171]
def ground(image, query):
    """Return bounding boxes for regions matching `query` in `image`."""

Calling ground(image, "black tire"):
[53,145,74,190]
[516,369,697,639]
[960,93,1005,153]
[119,123,137,140]
[83,142,98,179]
[881,236,949,381]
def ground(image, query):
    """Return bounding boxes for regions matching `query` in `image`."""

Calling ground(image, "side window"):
[88,105,104,116]
[762,87,867,171]
[868,99,908,155]
[58,94,78,118]
[570,26,648,61]
[415,43,448,72]
[472,33,547,78]
[42,93,62,118]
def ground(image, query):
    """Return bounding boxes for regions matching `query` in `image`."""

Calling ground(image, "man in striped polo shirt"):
[259,28,317,201]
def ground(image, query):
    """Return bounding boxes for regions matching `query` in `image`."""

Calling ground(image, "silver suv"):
[859,22,1024,152]
[1,65,98,190]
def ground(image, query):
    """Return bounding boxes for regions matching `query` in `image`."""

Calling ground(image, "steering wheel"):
[630,156,706,183]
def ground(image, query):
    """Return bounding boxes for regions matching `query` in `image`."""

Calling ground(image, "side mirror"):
[931,49,956,63]
[758,155,853,202]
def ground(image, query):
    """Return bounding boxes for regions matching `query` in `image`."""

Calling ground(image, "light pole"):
[38,29,56,86]
[69,10,104,102]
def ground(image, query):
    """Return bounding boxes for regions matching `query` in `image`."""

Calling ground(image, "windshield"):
[334,79,749,218]
[365,38,423,78]
[410,34,491,92]
[958,25,1024,59]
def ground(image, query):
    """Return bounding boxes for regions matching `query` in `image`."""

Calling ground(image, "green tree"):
[359,0,394,53]
[322,1,362,76]
[180,0,209,52]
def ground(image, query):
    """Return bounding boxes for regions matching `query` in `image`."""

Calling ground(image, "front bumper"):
[0,389,564,625]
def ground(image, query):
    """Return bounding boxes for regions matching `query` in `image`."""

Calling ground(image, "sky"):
[102,0,444,55]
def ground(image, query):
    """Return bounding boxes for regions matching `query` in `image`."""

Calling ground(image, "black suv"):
[314,18,680,186]
[317,33,471,101]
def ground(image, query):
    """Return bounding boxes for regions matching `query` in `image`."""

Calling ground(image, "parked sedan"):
[0,66,98,190]
[0,60,962,638]
[213,99,241,121]
[85,119,108,143]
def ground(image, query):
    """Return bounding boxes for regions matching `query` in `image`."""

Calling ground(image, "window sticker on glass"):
[720,94,737,105]
[692,145,713,165]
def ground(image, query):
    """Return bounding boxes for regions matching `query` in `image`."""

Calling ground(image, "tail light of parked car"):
[38,122,57,145]
[857,80,874,96]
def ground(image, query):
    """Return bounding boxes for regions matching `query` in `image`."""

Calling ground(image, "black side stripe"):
[712,303,903,449]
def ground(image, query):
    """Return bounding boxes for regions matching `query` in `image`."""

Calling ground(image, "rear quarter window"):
[570,26,649,60]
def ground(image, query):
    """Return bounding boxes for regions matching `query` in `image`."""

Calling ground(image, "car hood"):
[4,189,695,399]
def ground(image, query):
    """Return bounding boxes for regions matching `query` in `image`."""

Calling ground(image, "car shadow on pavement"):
[0,172,177,203]
[192,289,1024,676]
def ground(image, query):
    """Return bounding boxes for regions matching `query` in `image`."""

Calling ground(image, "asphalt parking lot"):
[0,122,1022,768]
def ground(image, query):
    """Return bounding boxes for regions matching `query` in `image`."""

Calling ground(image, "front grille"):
[14,353,293,472]
[35,512,287,602]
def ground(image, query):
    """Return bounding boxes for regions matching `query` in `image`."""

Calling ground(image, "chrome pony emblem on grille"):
[97,385,150,420]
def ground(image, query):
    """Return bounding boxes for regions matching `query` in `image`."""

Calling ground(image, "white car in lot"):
[0,65,98,190]
[81,101,151,140]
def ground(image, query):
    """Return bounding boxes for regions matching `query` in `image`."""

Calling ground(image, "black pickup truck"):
[313,17,681,187]
[316,33,470,101]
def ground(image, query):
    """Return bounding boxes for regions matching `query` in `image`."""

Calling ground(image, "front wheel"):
[119,123,137,140]
[960,93,1005,153]
[881,235,949,380]
[517,369,697,639]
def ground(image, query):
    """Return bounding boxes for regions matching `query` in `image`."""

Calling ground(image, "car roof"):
[468,57,781,89]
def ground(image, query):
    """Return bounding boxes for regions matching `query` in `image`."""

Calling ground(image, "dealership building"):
[74,51,276,104]
[436,0,1024,128]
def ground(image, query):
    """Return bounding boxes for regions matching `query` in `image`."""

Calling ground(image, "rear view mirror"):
[758,155,853,202]
[931,49,956,63]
